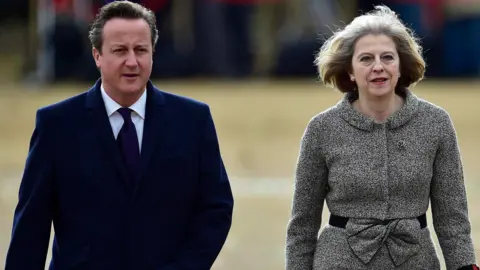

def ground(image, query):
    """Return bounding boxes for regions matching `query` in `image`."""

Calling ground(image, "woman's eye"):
[360,56,372,62]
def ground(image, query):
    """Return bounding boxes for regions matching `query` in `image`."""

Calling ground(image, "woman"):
[285,5,478,270]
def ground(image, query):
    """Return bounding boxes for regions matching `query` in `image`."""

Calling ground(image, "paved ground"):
[1,79,479,269]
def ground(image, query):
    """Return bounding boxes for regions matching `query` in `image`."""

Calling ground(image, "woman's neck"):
[353,92,404,123]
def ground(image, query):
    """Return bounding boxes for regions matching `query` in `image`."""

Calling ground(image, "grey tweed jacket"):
[285,90,476,269]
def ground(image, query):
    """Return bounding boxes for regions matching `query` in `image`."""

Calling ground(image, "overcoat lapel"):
[133,81,167,197]
[85,80,132,189]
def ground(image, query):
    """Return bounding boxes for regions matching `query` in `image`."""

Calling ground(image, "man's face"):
[93,18,153,104]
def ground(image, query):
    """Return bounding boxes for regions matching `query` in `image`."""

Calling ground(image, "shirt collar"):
[100,84,147,119]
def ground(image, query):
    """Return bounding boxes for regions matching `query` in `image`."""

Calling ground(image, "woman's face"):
[350,34,401,98]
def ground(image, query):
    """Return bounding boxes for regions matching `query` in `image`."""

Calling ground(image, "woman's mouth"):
[370,77,388,85]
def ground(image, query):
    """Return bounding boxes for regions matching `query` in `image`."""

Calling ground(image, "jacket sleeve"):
[286,116,328,270]
[162,105,234,270]
[430,112,476,270]
[5,109,55,270]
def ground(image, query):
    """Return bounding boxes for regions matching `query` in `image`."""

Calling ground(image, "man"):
[5,1,234,269]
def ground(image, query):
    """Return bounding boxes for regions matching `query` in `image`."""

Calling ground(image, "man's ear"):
[92,47,101,69]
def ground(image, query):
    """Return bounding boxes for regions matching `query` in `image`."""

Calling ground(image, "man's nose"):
[125,51,138,67]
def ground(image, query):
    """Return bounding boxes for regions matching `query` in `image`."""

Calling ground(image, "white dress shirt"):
[100,85,146,152]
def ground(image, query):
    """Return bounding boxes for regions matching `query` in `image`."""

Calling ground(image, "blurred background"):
[0,0,479,269]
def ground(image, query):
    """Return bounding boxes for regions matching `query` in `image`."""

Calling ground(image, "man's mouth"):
[123,74,139,78]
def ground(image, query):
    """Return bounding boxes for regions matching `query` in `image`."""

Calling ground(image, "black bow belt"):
[329,213,427,266]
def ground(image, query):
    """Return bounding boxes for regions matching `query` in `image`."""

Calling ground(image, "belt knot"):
[346,217,422,266]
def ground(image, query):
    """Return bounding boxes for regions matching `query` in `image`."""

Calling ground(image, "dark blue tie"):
[117,108,140,180]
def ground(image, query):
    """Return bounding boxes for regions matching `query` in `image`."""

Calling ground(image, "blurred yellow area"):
[0,80,479,269]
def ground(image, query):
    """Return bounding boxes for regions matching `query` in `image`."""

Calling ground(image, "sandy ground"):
[0,79,479,269]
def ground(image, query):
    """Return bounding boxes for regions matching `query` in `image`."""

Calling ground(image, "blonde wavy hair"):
[315,5,426,94]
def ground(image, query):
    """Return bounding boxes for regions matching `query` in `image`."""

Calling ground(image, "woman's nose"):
[372,60,384,72]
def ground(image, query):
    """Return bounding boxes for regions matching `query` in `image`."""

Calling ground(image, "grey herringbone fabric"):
[285,90,476,270]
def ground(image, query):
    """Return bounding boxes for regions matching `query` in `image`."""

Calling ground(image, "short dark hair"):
[88,1,159,53]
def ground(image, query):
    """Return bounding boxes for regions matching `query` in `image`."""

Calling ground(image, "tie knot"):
[117,108,133,123]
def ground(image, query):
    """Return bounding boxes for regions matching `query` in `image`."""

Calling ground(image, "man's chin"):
[120,88,145,96]
[119,82,146,94]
